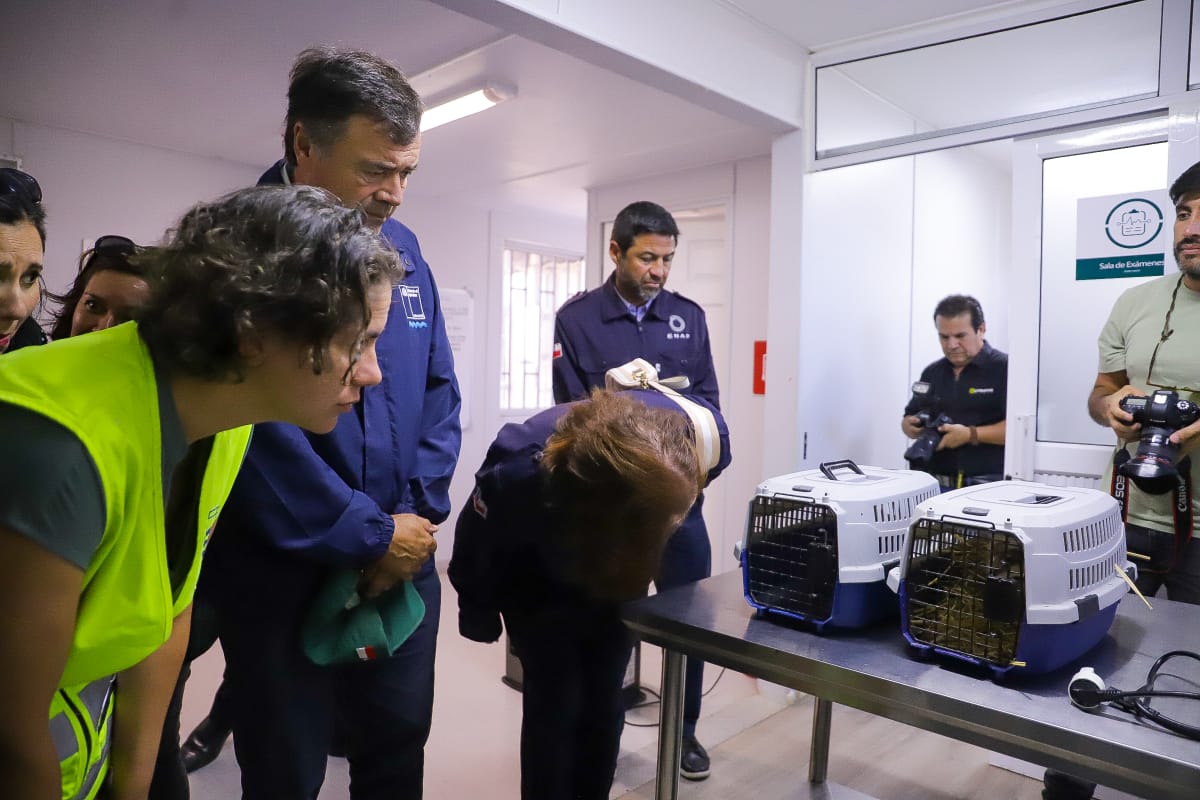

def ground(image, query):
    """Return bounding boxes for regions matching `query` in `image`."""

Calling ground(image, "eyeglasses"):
[0,168,42,204]
[1145,274,1200,394]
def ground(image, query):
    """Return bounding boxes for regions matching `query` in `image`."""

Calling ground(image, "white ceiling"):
[0,0,1035,218]
[723,0,1042,50]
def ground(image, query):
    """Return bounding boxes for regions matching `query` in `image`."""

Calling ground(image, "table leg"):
[809,697,833,783]
[655,649,686,800]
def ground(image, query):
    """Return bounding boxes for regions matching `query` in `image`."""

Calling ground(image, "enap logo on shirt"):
[968,386,995,395]
[400,285,428,329]
[667,314,690,340]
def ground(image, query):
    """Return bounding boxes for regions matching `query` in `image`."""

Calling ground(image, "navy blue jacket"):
[448,389,731,643]
[552,275,719,408]
[202,162,462,605]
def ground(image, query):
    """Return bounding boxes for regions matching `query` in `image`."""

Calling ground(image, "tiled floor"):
[182,565,1042,799]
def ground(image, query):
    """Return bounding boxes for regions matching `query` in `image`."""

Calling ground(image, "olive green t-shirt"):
[1097,271,1200,533]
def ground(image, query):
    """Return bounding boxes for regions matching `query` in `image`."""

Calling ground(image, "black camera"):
[905,381,953,467]
[1118,389,1200,494]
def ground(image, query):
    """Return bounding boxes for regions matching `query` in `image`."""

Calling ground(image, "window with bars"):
[500,244,585,411]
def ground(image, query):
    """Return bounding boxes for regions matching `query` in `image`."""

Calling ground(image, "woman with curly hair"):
[0,184,401,800]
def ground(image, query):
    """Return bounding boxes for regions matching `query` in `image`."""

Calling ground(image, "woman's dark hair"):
[610,201,679,256]
[137,184,401,381]
[0,190,47,248]
[48,240,146,341]
[284,46,423,166]
[541,389,703,602]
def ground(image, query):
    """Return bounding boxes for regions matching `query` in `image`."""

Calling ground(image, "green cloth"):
[1098,272,1200,533]
[302,571,425,665]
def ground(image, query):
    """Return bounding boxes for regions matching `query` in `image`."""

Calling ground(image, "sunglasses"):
[0,167,42,204]
[81,234,139,273]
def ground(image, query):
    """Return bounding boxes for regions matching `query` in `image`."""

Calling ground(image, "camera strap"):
[1110,450,1194,574]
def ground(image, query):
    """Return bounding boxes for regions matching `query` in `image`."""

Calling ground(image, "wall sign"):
[1075,190,1170,280]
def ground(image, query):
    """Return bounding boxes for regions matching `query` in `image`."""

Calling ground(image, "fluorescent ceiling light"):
[420,84,516,133]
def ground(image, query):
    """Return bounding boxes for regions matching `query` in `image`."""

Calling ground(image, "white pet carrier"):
[886,480,1134,676]
[737,460,939,630]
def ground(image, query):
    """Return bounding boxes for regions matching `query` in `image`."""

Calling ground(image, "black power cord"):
[1069,651,1200,740]
[623,667,728,729]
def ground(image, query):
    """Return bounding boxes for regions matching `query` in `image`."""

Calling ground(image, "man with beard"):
[1045,162,1200,800]
[551,201,721,782]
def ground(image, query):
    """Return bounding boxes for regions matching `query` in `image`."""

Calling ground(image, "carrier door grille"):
[745,495,838,620]
[905,519,1024,666]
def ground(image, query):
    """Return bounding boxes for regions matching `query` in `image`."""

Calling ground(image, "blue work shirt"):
[202,162,462,604]
[552,275,720,408]
[448,389,731,643]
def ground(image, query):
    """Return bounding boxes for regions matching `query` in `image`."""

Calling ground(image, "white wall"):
[586,156,772,573]
[0,116,258,304]
[790,142,1012,474]
[910,146,1012,382]
[399,193,586,558]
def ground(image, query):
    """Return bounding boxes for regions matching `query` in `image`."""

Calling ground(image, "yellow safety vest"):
[0,323,252,798]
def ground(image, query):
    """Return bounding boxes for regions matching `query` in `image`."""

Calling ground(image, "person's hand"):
[1104,384,1147,442]
[901,415,923,439]
[1169,415,1200,460]
[360,514,437,598]
[936,423,971,450]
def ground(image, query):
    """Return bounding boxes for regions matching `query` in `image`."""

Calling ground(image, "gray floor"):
[181,566,1046,799]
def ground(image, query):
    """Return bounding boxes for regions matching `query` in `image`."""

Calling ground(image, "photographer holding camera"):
[901,295,1008,491]
[1045,163,1200,800]
[1088,160,1200,605]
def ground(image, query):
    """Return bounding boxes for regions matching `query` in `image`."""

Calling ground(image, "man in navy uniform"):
[194,46,461,799]
[552,200,720,781]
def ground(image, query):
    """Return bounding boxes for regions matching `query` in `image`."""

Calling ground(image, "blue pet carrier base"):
[890,481,1133,679]
[740,460,939,632]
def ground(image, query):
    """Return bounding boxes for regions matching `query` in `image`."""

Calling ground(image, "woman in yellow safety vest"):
[0,183,401,799]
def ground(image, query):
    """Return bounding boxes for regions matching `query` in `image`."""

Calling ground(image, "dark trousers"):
[1043,523,1200,799]
[217,561,441,800]
[511,608,633,800]
[654,500,712,738]
[150,598,223,800]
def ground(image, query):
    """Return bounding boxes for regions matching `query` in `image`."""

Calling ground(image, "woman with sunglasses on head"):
[50,235,150,340]
[0,184,401,800]
[0,167,48,354]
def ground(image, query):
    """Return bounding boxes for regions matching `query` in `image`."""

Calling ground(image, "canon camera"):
[905,381,952,467]
[1118,389,1200,494]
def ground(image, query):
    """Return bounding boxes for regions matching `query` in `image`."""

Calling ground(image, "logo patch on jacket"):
[968,387,995,395]
[553,342,562,359]
[667,314,690,340]
[400,285,427,328]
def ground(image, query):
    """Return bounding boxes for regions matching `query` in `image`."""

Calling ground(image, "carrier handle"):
[819,459,864,481]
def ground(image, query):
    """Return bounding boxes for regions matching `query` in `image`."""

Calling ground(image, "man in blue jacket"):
[552,201,721,780]
[195,46,461,800]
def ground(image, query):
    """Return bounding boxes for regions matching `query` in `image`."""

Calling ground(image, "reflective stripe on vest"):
[52,674,115,800]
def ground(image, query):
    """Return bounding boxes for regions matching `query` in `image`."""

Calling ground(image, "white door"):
[1007,116,1186,486]
[671,212,733,565]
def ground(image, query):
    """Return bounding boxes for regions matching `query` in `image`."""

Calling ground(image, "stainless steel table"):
[621,570,1200,800]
